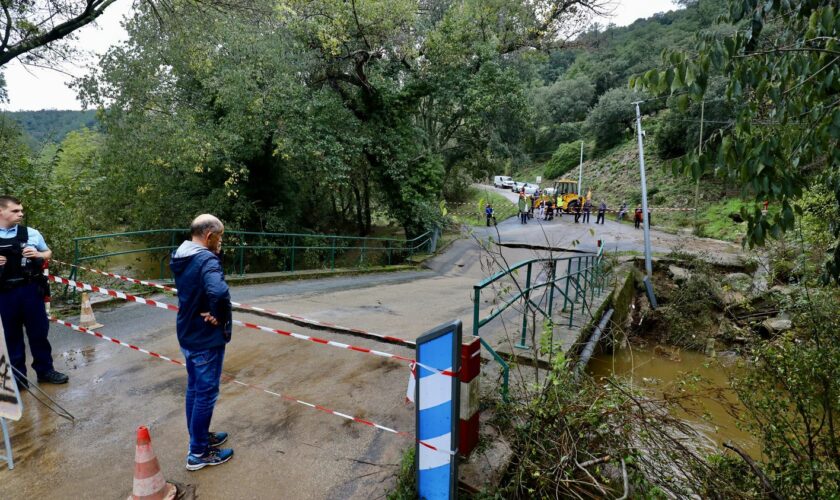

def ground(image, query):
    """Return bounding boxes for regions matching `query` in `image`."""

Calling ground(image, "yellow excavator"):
[545,178,590,212]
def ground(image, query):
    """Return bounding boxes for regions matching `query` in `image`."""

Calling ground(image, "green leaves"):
[633,0,840,282]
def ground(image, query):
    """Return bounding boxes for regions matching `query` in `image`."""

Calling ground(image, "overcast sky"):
[0,0,680,111]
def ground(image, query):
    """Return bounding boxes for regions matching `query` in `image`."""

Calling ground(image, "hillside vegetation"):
[4,109,97,148]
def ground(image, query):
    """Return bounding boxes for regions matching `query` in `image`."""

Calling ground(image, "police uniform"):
[0,225,57,383]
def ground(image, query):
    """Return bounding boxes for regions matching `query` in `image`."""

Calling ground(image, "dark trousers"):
[181,345,226,455]
[596,212,605,224]
[583,211,590,223]
[574,212,581,223]
[520,211,528,224]
[635,218,641,229]
[0,282,54,379]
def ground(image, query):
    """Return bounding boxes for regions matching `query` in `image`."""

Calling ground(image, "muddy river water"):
[588,345,760,456]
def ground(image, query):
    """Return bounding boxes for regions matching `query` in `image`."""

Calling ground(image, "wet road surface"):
[0,195,741,499]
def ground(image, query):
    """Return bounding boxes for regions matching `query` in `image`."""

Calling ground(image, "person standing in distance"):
[0,196,68,389]
[170,214,234,470]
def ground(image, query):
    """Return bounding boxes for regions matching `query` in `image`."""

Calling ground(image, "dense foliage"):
[634,0,840,283]
[71,0,609,237]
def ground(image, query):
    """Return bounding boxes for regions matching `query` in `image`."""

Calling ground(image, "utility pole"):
[694,99,705,226]
[578,140,584,195]
[633,101,657,307]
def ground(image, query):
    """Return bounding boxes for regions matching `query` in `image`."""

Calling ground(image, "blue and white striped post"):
[415,320,461,500]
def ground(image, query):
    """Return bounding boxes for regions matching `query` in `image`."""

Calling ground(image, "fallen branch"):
[579,455,611,468]
[723,442,783,500]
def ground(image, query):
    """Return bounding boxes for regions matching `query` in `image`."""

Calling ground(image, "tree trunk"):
[351,182,364,236]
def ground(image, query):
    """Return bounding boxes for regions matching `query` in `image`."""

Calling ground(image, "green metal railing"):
[69,228,436,282]
[472,245,607,400]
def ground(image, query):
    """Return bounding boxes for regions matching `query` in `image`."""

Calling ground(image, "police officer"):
[0,196,68,389]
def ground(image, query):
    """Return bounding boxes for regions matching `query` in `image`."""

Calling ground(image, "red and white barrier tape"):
[46,274,454,377]
[229,303,416,347]
[50,259,176,292]
[47,274,179,312]
[48,316,454,456]
[51,260,417,347]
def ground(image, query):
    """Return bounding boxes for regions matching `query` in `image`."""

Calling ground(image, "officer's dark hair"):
[0,195,21,208]
[190,217,223,237]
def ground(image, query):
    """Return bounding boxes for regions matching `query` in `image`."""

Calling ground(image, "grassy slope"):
[447,187,518,226]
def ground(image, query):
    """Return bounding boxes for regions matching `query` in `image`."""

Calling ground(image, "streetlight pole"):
[633,101,657,307]
[577,140,584,196]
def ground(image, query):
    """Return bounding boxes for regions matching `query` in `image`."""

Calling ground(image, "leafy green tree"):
[584,87,648,152]
[532,76,595,124]
[0,0,118,68]
[0,115,98,258]
[653,77,732,159]
[633,0,840,283]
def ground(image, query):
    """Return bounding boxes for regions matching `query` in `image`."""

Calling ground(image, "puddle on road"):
[59,345,98,369]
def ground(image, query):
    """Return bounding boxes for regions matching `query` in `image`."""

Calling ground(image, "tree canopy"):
[633,0,840,283]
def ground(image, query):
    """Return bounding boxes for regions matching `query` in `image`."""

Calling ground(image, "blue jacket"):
[170,241,232,350]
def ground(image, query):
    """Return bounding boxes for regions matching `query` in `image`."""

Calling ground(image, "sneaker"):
[186,448,234,471]
[208,431,228,447]
[37,370,69,384]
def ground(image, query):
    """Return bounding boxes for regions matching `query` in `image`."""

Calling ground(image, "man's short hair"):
[190,214,224,237]
[0,196,21,208]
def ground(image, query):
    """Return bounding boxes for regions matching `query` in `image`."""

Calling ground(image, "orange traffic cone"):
[79,292,103,329]
[128,426,177,500]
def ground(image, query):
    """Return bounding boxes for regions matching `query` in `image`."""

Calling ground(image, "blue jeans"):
[181,345,225,455]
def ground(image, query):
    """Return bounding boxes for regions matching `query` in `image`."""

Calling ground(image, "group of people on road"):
[1,194,235,472]
[570,197,608,225]
[486,191,654,230]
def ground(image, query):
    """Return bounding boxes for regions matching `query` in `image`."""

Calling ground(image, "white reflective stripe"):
[133,472,166,497]
[418,433,453,469]
[135,444,156,463]
[406,366,416,403]
[459,378,480,418]
[418,368,453,411]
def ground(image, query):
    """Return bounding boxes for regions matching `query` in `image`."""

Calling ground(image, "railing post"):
[386,240,391,265]
[71,239,80,281]
[516,263,532,349]
[562,259,572,312]
[290,236,296,272]
[360,238,366,266]
[547,260,557,318]
[473,286,481,339]
[568,273,577,328]
[331,236,336,270]
[237,247,245,276]
[584,256,591,304]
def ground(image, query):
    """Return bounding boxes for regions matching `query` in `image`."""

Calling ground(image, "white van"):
[493,176,514,189]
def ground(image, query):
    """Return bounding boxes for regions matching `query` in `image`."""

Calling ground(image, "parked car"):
[511,180,526,192]
[493,175,514,189]
[522,183,540,196]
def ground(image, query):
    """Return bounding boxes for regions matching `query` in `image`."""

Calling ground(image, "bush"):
[654,109,689,159]
[585,87,649,152]
[543,141,593,180]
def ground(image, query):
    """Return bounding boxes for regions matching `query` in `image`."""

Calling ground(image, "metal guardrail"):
[472,245,607,401]
[70,229,436,281]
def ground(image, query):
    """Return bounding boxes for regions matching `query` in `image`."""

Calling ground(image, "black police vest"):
[0,226,44,288]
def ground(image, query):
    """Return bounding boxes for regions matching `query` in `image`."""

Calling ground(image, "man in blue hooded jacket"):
[170,214,234,470]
